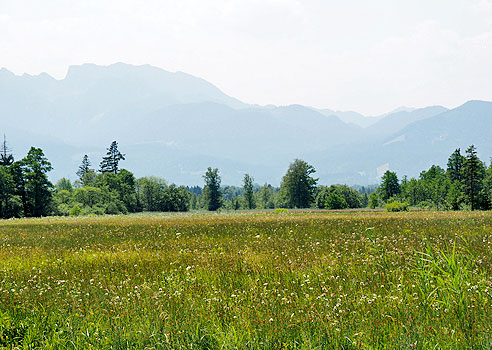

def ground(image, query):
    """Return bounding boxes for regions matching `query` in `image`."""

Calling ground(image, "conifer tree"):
[243,173,255,209]
[76,155,92,181]
[203,167,222,211]
[0,135,14,166]
[447,148,465,182]
[100,141,125,174]
[21,147,53,217]
[462,145,485,210]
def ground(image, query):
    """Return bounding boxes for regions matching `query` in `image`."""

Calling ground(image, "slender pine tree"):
[100,141,125,174]
[462,145,485,210]
[243,173,255,209]
[76,155,92,180]
[0,135,14,166]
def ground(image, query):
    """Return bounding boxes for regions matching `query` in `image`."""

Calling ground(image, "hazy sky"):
[1,0,492,115]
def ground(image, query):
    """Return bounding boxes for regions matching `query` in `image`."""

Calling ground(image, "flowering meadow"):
[0,211,491,349]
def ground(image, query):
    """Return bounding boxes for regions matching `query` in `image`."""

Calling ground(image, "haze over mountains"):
[1,63,491,186]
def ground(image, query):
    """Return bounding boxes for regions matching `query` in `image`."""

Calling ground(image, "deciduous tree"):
[203,167,222,211]
[379,170,400,202]
[280,159,318,208]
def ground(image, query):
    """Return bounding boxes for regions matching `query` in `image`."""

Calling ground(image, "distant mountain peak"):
[379,106,416,117]
[457,99,492,109]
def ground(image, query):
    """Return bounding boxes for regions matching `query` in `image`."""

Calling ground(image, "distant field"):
[0,211,491,349]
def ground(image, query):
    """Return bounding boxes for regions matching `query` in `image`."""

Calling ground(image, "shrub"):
[105,202,121,215]
[325,193,348,210]
[385,201,409,212]
[273,208,289,214]
[69,205,82,216]
[369,192,380,209]
[417,201,434,210]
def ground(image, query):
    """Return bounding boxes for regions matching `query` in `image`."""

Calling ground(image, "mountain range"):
[1,63,491,186]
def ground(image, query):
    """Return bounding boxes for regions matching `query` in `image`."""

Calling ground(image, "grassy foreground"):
[0,211,491,349]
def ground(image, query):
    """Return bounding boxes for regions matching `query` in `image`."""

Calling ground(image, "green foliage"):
[20,147,53,217]
[76,155,92,182]
[396,146,492,211]
[385,201,409,212]
[0,135,14,166]
[81,169,97,187]
[273,208,288,213]
[317,185,363,209]
[69,205,82,216]
[315,187,330,209]
[4,141,492,220]
[280,159,318,208]
[136,177,166,211]
[447,148,465,182]
[483,166,492,209]
[417,200,435,210]
[93,170,137,213]
[242,174,255,210]
[161,184,190,212]
[135,177,191,213]
[462,145,486,210]
[418,165,450,210]
[369,192,380,209]
[0,166,22,218]
[55,177,73,192]
[116,169,138,212]
[99,141,125,174]
[203,167,222,211]
[73,187,107,209]
[447,180,465,210]
[379,170,400,202]
[256,183,275,209]
[325,192,348,210]
[317,185,360,211]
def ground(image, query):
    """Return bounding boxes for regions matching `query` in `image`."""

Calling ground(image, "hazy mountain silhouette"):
[1,63,491,185]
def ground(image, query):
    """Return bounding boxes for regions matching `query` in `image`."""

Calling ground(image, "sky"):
[1,0,492,115]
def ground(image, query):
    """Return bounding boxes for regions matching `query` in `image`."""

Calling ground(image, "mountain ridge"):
[1,63,490,186]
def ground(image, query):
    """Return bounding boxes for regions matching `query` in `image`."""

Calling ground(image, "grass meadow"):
[0,211,491,349]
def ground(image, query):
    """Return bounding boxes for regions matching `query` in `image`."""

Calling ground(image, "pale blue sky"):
[1,0,492,114]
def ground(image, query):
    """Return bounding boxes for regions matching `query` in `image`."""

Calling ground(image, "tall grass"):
[0,211,490,348]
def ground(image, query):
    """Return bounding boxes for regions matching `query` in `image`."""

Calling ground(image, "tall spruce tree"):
[100,141,125,174]
[447,148,465,182]
[0,167,13,218]
[0,135,14,166]
[21,147,53,217]
[203,167,222,211]
[243,173,255,209]
[76,155,92,181]
[462,145,485,210]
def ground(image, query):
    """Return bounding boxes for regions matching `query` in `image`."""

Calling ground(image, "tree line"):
[0,140,191,218]
[1,137,491,218]
[370,145,492,211]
